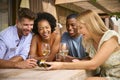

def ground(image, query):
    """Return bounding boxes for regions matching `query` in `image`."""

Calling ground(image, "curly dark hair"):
[32,12,56,34]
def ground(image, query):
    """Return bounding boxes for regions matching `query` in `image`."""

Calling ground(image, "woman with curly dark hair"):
[29,12,61,61]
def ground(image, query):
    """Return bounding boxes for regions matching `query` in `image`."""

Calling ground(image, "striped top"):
[0,26,32,60]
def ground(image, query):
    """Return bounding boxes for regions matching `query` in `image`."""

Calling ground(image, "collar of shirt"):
[13,26,26,47]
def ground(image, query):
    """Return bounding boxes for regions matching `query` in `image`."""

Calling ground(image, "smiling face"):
[38,20,51,40]
[16,18,34,38]
[79,23,92,40]
[66,18,79,38]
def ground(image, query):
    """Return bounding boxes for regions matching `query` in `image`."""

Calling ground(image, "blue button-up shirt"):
[0,26,32,60]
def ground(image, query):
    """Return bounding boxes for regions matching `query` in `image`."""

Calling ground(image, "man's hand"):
[15,59,37,69]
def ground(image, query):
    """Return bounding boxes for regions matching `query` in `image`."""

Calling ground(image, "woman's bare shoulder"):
[52,32,61,38]
[32,34,40,42]
[33,34,39,39]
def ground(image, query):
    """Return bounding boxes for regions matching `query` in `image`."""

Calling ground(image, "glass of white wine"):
[60,43,69,61]
[41,43,50,62]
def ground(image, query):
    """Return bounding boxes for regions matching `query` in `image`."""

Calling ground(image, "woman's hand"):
[45,62,63,70]
[72,59,80,62]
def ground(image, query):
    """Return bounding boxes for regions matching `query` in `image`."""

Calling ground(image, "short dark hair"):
[17,8,36,21]
[32,12,56,34]
[66,13,78,20]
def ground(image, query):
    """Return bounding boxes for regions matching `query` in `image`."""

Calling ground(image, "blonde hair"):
[77,10,109,51]
[77,10,108,36]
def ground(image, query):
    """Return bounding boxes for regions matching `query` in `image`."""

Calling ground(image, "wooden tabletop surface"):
[0,67,87,80]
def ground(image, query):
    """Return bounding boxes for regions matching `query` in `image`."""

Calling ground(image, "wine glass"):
[41,43,50,62]
[59,43,69,61]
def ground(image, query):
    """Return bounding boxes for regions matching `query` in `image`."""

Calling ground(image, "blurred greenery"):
[109,12,120,20]
[91,0,97,2]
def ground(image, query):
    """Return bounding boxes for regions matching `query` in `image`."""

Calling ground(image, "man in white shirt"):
[0,8,37,68]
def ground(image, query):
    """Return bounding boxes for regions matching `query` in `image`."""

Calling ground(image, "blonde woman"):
[46,10,120,80]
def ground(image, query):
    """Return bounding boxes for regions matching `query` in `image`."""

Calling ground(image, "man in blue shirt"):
[62,14,88,61]
[0,8,37,68]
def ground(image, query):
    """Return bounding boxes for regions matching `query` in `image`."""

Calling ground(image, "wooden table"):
[0,67,87,80]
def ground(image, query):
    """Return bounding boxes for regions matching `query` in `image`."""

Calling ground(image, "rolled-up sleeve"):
[0,40,7,59]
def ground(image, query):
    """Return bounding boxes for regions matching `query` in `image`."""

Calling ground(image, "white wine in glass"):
[43,49,50,56]
[62,50,68,56]
[60,43,69,61]
[41,43,50,61]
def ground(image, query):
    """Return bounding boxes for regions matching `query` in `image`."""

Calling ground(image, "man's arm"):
[0,40,37,69]
[0,59,37,69]
[0,59,16,68]
[0,39,24,62]
[9,56,23,62]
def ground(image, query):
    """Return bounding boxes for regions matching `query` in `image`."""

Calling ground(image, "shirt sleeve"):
[98,30,120,50]
[0,40,7,59]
